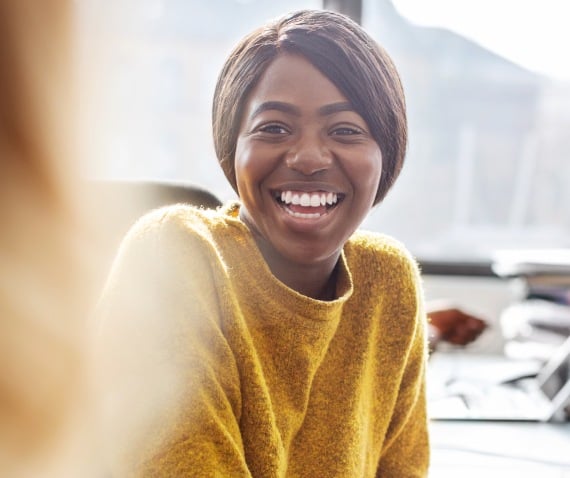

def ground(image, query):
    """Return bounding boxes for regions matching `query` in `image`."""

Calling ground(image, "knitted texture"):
[96,202,430,477]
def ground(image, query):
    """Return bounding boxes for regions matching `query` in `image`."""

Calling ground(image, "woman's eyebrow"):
[249,101,355,119]
[318,102,354,116]
[250,101,300,118]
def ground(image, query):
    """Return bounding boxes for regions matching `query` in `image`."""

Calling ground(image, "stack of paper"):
[492,249,570,278]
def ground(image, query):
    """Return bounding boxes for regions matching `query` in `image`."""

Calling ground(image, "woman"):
[97,9,429,477]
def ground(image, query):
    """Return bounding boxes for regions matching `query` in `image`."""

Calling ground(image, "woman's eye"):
[331,126,363,136]
[258,124,288,135]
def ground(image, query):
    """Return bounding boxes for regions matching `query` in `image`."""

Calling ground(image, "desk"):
[429,420,570,476]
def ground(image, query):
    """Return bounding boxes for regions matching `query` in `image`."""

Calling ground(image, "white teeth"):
[278,190,338,207]
[284,209,321,219]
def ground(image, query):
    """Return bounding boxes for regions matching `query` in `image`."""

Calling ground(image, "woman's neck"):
[265,251,340,300]
[238,208,341,300]
[252,234,340,301]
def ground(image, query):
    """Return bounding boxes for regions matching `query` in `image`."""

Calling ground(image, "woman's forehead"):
[244,54,349,110]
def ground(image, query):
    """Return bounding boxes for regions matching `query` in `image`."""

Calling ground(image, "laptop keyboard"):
[444,380,548,419]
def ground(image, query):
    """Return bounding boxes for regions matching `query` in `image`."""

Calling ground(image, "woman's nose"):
[285,136,333,176]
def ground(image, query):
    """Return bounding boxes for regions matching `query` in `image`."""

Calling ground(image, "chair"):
[87,179,224,282]
[90,178,222,234]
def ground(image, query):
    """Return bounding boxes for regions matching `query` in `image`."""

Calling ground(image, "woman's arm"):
[375,259,430,477]
[376,313,430,476]
[94,211,250,477]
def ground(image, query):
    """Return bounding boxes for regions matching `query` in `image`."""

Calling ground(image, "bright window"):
[362,0,570,260]
[80,0,570,261]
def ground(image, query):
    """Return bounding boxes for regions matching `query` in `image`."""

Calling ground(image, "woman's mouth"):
[274,190,343,219]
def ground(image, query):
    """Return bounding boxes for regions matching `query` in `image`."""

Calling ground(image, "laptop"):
[427,336,570,422]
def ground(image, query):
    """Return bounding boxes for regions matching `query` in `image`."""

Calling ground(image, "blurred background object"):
[493,249,570,361]
[427,301,488,350]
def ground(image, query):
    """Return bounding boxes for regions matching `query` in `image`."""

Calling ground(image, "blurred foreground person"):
[0,2,99,476]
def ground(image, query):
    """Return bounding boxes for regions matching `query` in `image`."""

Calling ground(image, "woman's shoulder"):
[122,203,228,245]
[345,230,421,283]
[347,230,416,263]
[109,204,228,273]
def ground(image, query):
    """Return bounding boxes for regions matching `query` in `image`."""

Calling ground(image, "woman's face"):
[235,53,383,268]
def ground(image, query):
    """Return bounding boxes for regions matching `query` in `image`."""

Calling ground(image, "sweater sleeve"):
[375,259,430,477]
[94,210,251,477]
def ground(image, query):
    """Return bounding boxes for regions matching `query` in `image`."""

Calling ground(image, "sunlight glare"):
[393,0,570,80]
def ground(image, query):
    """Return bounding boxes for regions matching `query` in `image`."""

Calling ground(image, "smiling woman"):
[95,9,429,477]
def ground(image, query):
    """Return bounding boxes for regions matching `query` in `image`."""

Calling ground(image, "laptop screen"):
[538,337,570,400]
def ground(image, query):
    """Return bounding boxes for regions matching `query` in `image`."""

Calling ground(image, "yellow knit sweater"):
[96,202,429,477]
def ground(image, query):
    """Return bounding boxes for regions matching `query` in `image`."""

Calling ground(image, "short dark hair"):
[212,9,407,205]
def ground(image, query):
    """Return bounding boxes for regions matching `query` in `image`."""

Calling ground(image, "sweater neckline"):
[220,201,354,319]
